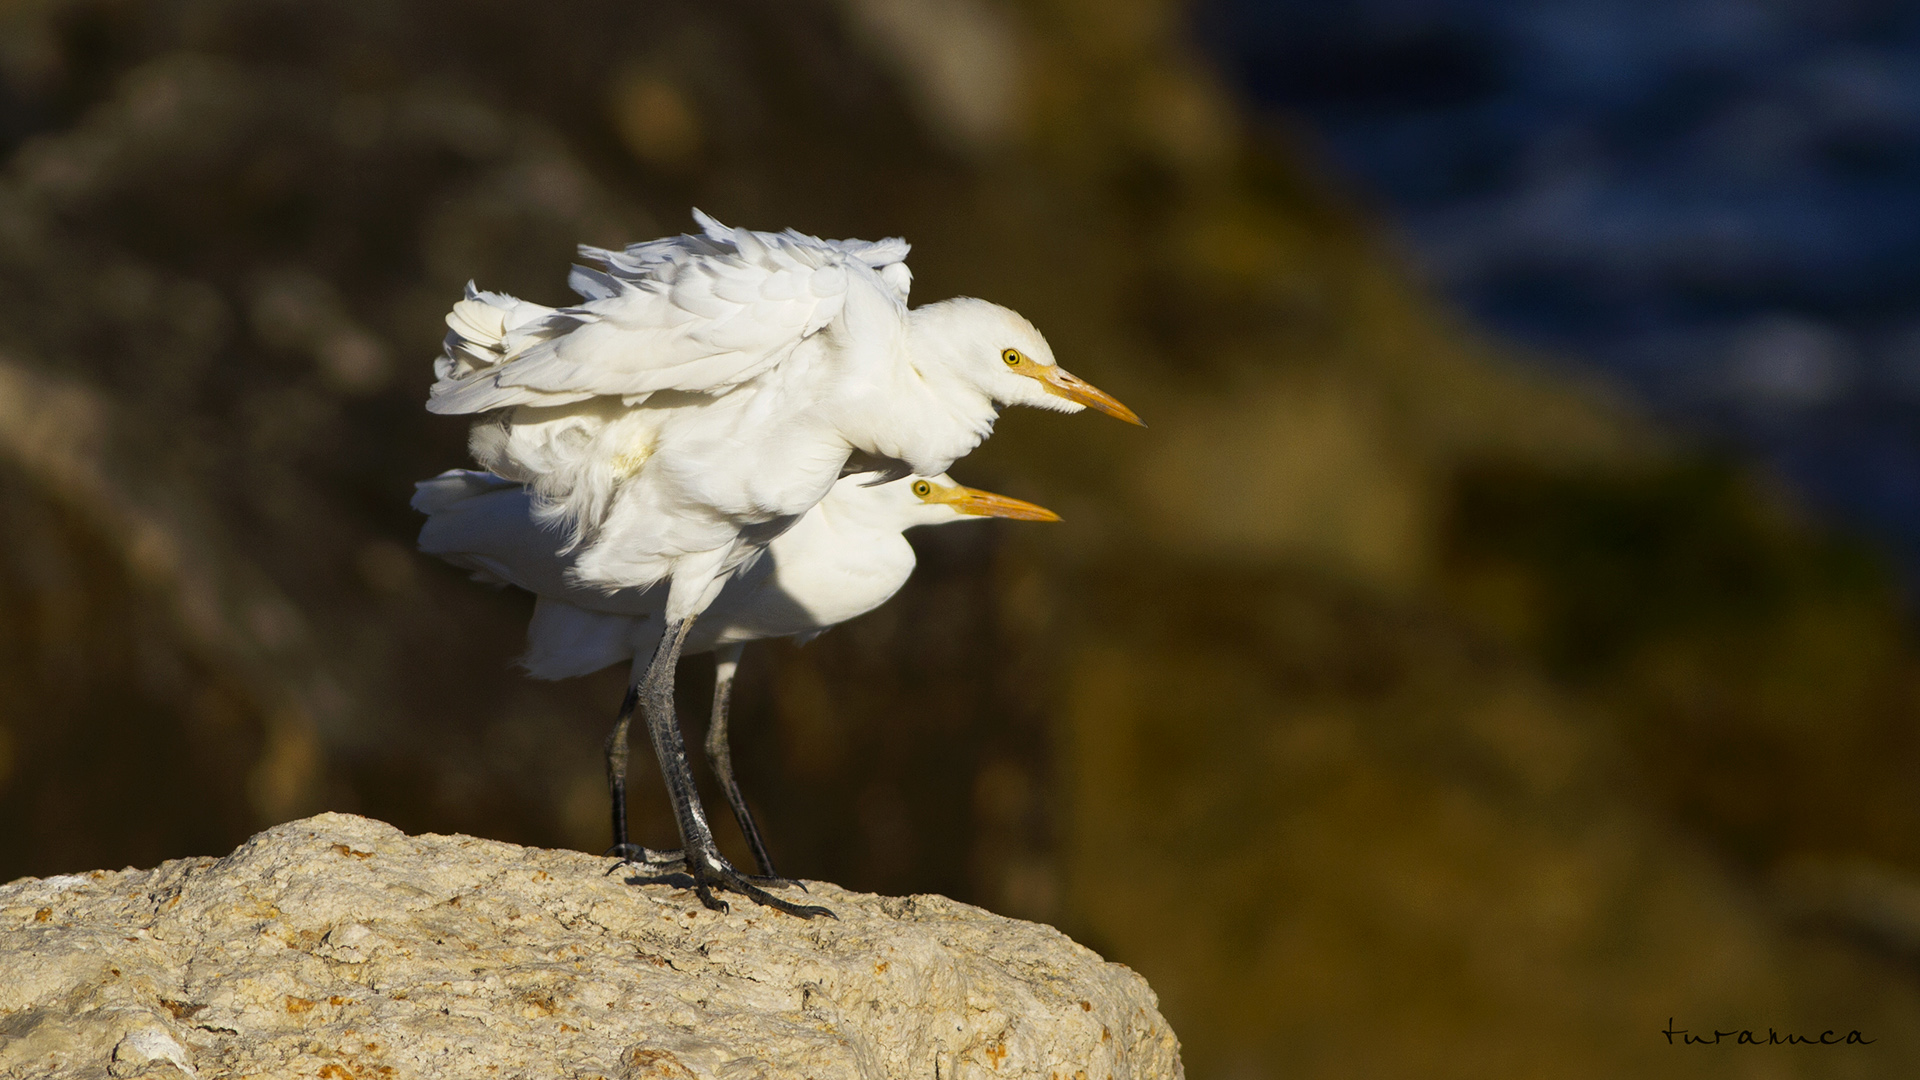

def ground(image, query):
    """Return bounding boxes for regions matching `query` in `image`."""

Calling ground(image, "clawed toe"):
[710,860,834,918]
[739,872,809,892]
[621,867,698,889]
[732,876,835,919]
[604,843,685,877]
[619,849,834,918]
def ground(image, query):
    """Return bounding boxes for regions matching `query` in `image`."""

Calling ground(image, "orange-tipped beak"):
[941,486,1063,522]
[1038,365,1145,426]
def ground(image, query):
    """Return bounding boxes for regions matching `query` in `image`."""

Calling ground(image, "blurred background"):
[2,0,1918,1075]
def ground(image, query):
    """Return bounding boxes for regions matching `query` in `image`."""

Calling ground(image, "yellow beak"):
[936,486,1063,521]
[1037,365,1145,426]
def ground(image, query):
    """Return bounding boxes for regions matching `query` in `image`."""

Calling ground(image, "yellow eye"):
[1002,348,1023,367]
[912,480,932,497]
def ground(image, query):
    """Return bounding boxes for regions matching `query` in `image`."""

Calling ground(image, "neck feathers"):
[831,302,998,475]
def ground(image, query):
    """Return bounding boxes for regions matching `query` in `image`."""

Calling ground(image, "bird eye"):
[912,480,932,497]
[1002,349,1022,367]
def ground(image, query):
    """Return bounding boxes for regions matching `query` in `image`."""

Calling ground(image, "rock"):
[108,1028,198,1079]
[0,813,1182,1079]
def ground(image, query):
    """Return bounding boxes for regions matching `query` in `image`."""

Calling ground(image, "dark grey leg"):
[705,645,781,879]
[605,684,640,856]
[605,685,677,868]
[622,618,832,918]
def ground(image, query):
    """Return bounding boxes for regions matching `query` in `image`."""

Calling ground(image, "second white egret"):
[415,468,1060,915]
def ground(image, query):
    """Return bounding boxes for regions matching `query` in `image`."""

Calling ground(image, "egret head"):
[838,471,1062,529]
[913,298,1143,425]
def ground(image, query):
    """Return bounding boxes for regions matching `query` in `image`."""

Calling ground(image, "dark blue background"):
[1199,0,1920,570]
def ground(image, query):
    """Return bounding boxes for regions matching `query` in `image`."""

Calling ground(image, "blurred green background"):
[2,1,1918,1076]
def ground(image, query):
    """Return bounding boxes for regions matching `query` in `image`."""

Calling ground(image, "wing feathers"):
[427,212,913,415]
[691,206,731,240]
[567,265,626,301]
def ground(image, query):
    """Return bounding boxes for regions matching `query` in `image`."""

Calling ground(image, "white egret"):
[414,467,1059,914]
[425,212,1137,914]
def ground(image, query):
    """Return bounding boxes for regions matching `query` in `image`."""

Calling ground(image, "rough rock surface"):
[0,814,1182,1079]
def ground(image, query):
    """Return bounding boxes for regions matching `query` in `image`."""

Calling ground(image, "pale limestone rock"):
[0,813,1183,1079]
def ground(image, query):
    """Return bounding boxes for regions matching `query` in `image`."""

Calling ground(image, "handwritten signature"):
[1665,1019,1874,1046]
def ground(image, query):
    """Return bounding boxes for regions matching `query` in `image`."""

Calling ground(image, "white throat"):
[826,310,1001,476]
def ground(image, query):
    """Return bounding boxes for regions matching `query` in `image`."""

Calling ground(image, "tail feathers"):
[429,285,569,413]
[415,480,573,599]
[410,468,518,514]
[520,597,646,680]
[415,479,668,619]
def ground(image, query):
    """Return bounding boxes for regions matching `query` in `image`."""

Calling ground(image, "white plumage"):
[428,210,1137,620]
[413,467,1057,678]
[413,466,1059,878]
[430,211,911,414]
[421,211,1139,916]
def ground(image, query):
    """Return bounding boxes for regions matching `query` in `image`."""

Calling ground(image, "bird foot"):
[603,843,684,875]
[607,845,807,892]
[621,847,834,919]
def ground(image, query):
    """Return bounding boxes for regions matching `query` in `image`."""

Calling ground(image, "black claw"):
[737,872,805,890]
[735,877,836,920]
